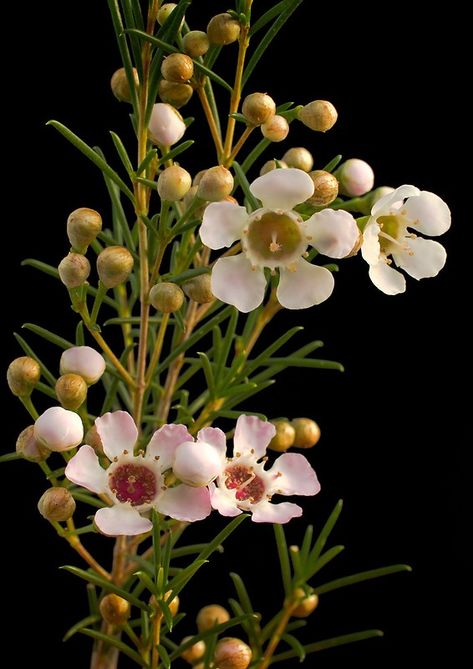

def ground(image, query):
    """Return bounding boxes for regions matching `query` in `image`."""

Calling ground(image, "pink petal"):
[269,453,321,496]
[306,209,359,258]
[95,411,138,461]
[65,445,107,494]
[209,483,242,517]
[211,255,267,313]
[197,427,227,458]
[251,501,302,524]
[146,424,193,471]
[94,505,152,536]
[200,202,248,249]
[233,415,275,459]
[156,485,212,522]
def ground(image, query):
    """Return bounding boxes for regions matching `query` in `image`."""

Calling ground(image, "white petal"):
[394,238,447,280]
[211,255,267,313]
[250,168,314,210]
[146,424,192,471]
[277,260,334,309]
[268,453,320,496]
[60,346,106,385]
[368,261,406,295]
[95,505,152,536]
[95,411,138,461]
[34,406,84,452]
[403,191,451,236]
[209,482,242,517]
[234,415,276,459]
[157,485,212,522]
[197,427,227,458]
[306,209,359,258]
[361,220,381,265]
[371,184,420,217]
[65,445,107,493]
[200,202,248,249]
[251,501,302,524]
[148,103,186,146]
[173,440,224,486]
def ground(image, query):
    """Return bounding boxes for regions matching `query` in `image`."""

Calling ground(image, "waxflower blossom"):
[200,169,359,312]
[65,411,211,536]
[209,415,320,523]
[361,184,451,295]
[34,406,84,452]
[60,346,106,385]
[148,102,186,146]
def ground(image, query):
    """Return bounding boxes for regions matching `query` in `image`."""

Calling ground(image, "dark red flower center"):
[109,463,157,506]
[224,464,265,503]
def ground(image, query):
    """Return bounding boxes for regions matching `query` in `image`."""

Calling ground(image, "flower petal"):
[361,220,381,265]
[209,482,242,517]
[94,505,152,536]
[250,168,314,210]
[146,424,193,471]
[95,411,138,461]
[306,209,359,258]
[393,238,447,280]
[233,415,275,459]
[268,453,321,496]
[403,191,451,236]
[251,501,302,524]
[368,261,406,295]
[371,184,420,217]
[211,255,266,313]
[197,427,227,458]
[157,485,212,522]
[200,202,248,249]
[65,445,107,493]
[277,260,334,309]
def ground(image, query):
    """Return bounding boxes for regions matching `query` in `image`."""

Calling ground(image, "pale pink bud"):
[337,158,375,197]
[60,346,106,385]
[149,103,186,146]
[173,441,223,487]
[34,406,84,452]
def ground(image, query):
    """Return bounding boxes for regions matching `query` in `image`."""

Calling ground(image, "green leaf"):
[289,545,304,583]
[198,352,216,398]
[63,614,100,642]
[167,559,208,599]
[61,566,149,611]
[230,572,261,651]
[47,121,135,202]
[274,524,292,597]
[282,633,306,662]
[315,564,412,595]
[300,524,313,564]
[22,323,73,350]
[107,0,139,109]
[306,545,345,581]
[308,499,343,564]
[158,140,195,166]
[0,452,21,464]
[110,130,134,177]
[157,644,171,669]
[261,357,344,371]
[152,508,162,581]
[219,409,268,421]
[323,154,343,173]
[98,154,136,251]
[250,1,287,35]
[165,266,210,285]
[134,570,159,597]
[216,308,239,378]
[34,381,57,399]
[79,629,147,667]
[244,327,304,375]
[70,490,106,509]
[13,333,56,386]
[75,321,85,346]
[232,161,260,210]
[271,630,384,663]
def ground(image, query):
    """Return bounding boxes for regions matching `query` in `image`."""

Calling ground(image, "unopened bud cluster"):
[269,417,321,451]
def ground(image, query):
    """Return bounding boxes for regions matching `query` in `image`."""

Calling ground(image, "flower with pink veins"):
[65,411,212,536]
[200,168,359,312]
[209,415,320,523]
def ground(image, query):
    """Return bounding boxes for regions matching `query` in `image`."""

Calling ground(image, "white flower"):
[361,185,451,295]
[148,103,186,146]
[209,415,320,523]
[34,406,84,452]
[65,412,211,536]
[200,168,359,312]
[60,346,106,385]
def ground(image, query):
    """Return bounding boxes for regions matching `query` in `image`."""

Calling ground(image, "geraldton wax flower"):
[200,168,359,311]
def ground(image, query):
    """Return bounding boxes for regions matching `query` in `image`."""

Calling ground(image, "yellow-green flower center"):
[377,215,409,255]
[244,210,305,268]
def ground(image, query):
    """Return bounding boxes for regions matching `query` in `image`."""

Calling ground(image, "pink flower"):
[65,411,211,536]
[209,415,320,523]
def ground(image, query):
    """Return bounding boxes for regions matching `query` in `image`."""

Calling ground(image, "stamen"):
[379,231,410,251]
[269,232,282,253]
[237,472,256,492]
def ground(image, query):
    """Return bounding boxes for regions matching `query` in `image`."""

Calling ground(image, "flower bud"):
[358,186,395,215]
[261,115,289,142]
[307,170,339,206]
[183,30,210,58]
[157,3,180,26]
[193,169,207,187]
[259,159,288,176]
[291,418,321,449]
[298,100,338,132]
[292,587,319,618]
[214,637,252,669]
[166,591,180,617]
[85,424,104,457]
[183,273,213,303]
[97,246,134,289]
[99,594,130,625]
[161,53,194,83]
[55,374,88,410]
[183,186,207,219]
[149,103,186,146]
[282,147,314,173]
[34,406,84,452]
[336,158,374,197]
[110,67,139,103]
[197,166,233,202]
[173,439,223,487]
[67,207,103,251]
[158,165,192,201]
[58,253,91,288]
[268,420,296,452]
[7,356,41,397]
[16,425,50,462]
[196,604,230,632]
[242,93,276,126]
[38,486,76,522]
[207,13,241,45]
[180,636,205,664]
[60,346,106,385]
[149,282,184,313]
[158,79,193,109]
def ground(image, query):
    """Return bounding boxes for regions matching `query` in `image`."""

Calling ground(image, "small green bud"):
[180,636,205,664]
[291,418,321,449]
[55,373,88,411]
[268,419,296,452]
[97,246,134,289]
[242,92,276,126]
[298,100,338,132]
[183,273,213,304]
[207,13,240,45]
[110,67,139,103]
[158,165,192,201]
[161,53,194,83]
[16,425,50,463]
[67,207,102,251]
[7,356,41,397]
[157,3,181,27]
[38,487,76,522]
[307,170,339,206]
[183,30,210,58]
[99,594,130,625]
[58,253,91,288]
[282,147,314,172]
[260,115,289,142]
[292,587,319,617]
[196,604,230,632]
[259,159,288,176]
[158,79,193,109]
[197,166,233,202]
[149,282,185,313]
[214,637,252,669]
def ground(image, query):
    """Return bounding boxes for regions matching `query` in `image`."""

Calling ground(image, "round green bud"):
[183,30,210,58]
[242,92,276,126]
[307,170,339,206]
[214,637,252,669]
[157,3,181,27]
[298,100,338,132]
[197,166,233,202]
[38,487,76,522]
[158,79,193,109]
[97,246,134,289]
[16,425,50,463]
[180,636,205,664]
[58,253,91,288]
[67,207,102,251]
[196,604,230,632]
[292,587,319,618]
[291,418,321,449]
[149,282,185,313]
[158,165,192,201]
[207,13,241,45]
[99,594,130,626]
[161,53,194,83]
[261,115,289,142]
[55,373,88,411]
[259,159,288,176]
[282,147,314,172]
[110,67,139,103]
[183,273,213,304]
[7,356,41,397]
[268,419,296,452]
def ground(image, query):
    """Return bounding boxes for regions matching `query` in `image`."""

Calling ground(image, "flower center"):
[224,464,265,503]
[377,215,412,256]
[109,463,157,506]
[243,210,305,268]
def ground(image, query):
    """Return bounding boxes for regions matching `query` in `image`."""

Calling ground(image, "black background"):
[1,1,466,667]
